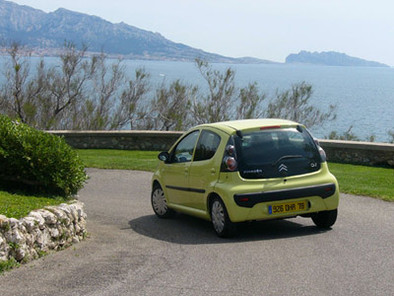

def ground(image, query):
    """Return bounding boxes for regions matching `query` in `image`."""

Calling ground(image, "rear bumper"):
[234,183,336,208]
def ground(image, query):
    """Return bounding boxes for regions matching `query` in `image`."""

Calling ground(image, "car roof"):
[198,119,299,134]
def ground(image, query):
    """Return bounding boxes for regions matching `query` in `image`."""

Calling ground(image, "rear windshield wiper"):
[272,155,304,166]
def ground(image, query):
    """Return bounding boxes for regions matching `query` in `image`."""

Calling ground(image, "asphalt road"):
[1,168,393,296]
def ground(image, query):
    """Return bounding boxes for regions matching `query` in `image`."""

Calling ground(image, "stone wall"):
[0,201,86,263]
[319,140,394,167]
[48,131,394,167]
[48,130,183,151]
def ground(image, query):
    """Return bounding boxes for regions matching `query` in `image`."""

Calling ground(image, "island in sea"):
[0,1,390,66]
[285,51,389,67]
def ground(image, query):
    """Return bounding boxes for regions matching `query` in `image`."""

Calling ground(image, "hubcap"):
[152,188,167,215]
[211,200,225,233]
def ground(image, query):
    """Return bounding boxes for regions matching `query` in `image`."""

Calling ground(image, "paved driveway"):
[1,168,393,296]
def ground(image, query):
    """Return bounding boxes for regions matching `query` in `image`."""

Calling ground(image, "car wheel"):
[210,197,237,237]
[151,184,174,218]
[311,209,338,228]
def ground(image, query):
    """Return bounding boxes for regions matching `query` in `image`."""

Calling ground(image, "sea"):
[1,57,393,142]
[122,60,394,143]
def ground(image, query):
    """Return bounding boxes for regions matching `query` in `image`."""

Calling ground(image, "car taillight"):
[318,146,327,162]
[224,156,237,171]
[226,145,236,157]
[221,140,239,172]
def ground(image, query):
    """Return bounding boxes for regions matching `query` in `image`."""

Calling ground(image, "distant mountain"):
[286,51,389,67]
[0,0,275,63]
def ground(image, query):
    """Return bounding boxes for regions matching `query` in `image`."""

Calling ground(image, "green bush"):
[0,114,87,197]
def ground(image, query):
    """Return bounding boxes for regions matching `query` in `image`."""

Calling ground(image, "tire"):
[210,197,237,238]
[151,183,175,218]
[311,209,338,228]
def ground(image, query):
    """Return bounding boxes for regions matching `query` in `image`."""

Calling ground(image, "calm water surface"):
[123,60,394,142]
[1,58,393,142]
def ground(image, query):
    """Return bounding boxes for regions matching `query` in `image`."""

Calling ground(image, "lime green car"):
[151,119,339,237]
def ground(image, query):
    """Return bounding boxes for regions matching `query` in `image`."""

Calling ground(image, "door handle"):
[210,168,216,174]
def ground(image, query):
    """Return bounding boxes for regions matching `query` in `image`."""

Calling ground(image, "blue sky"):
[10,0,394,66]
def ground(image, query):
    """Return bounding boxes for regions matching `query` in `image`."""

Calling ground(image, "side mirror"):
[158,151,170,162]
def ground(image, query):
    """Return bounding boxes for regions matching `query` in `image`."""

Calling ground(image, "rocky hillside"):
[0,0,273,63]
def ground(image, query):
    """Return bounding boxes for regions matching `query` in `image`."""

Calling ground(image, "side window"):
[194,130,221,162]
[172,130,200,163]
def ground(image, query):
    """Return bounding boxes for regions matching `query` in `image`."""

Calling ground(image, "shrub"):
[0,114,87,197]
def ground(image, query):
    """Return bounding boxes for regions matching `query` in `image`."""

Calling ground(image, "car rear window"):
[235,127,321,179]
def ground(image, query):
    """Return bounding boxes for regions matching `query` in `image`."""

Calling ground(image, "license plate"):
[268,201,308,215]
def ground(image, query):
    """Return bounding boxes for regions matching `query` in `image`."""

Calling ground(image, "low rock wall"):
[319,140,394,167]
[0,201,86,263]
[49,130,394,167]
[48,130,183,151]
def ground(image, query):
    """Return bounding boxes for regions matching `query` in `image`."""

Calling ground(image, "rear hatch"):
[234,126,322,179]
